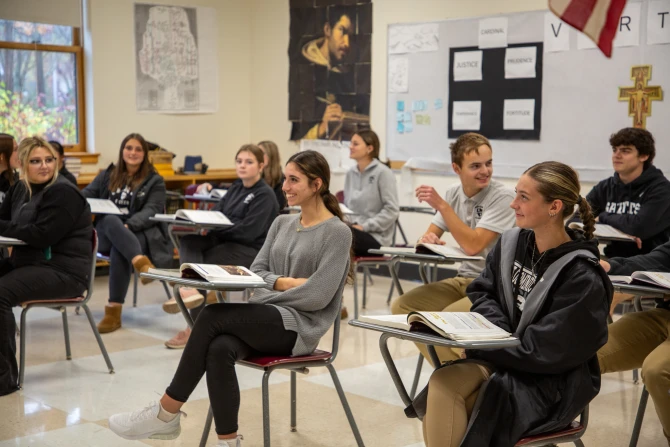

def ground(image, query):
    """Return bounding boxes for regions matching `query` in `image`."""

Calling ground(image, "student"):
[108,150,353,447]
[48,140,78,185]
[598,242,670,444]
[344,129,399,257]
[258,140,287,210]
[196,140,286,210]
[82,133,172,334]
[579,128,670,258]
[163,144,279,349]
[0,134,20,203]
[419,161,611,447]
[0,137,92,396]
[391,132,515,365]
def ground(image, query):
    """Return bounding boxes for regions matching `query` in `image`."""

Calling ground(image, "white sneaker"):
[212,435,243,447]
[108,401,184,440]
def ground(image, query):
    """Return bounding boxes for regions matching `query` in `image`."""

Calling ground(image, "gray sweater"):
[344,159,400,246]
[249,214,352,355]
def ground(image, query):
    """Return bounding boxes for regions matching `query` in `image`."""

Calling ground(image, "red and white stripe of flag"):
[549,0,628,57]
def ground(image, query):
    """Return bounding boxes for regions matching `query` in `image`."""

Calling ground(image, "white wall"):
[84,0,252,169]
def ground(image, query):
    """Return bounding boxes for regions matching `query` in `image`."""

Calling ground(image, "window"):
[0,19,85,151]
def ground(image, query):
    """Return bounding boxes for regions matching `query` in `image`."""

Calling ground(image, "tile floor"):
[1,274,666,446]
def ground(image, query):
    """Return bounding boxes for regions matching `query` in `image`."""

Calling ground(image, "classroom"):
[0,0,669,446]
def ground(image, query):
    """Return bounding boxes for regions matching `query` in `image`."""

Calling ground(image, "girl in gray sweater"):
[108,150,353,447]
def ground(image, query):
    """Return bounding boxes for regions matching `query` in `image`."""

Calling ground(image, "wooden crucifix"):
[618,65,663,129]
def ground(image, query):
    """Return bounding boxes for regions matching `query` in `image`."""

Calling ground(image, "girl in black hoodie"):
[421,161,612,447]
[0,137,92,396]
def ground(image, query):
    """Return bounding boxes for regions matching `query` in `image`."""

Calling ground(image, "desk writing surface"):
[140,272,267,291]
[149,216,231,228]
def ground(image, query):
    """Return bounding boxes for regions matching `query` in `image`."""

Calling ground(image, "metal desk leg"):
[419,262,429,284]
[379,333,413,408]
[390,257,405,296]
[409,354,424,399]
[173,284,195,328]
[166,224,181,250]
[427,345,441,368]
[633,295,643,312]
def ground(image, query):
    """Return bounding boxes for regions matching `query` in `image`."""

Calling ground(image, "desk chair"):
[629,386,649,447]
[96,253,172,307]
[466,372,589,446]
[18,230,114,388]
[198,304,364,447]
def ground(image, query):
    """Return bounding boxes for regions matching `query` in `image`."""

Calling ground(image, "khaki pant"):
[598,308,670,443]
[391,277,473,366]
[422,362,492,447]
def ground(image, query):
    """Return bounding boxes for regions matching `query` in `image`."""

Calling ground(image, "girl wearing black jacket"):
[0,137,92,396]
[421,162,612,447]
[82,133,172,334]
[163,144,278,349]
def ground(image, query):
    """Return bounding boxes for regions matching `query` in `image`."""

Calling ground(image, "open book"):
[87,198,126,215]
[568,222,635,242]
[609,271,670,290]
[193,188,227,199]
[376,244,483,261]
[359,312,514,341]
[0,236,25,245]
[149,264,266,285]
[154,209,233,225]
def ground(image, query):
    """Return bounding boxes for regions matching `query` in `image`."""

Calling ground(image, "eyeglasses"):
[28,157,56,166]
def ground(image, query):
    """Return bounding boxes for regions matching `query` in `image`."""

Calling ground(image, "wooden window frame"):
[0,27,86,153]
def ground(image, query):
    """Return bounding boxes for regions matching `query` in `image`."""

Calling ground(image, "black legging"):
[96,215,145,304]
[350,226,382,257]
[165,303,296,435]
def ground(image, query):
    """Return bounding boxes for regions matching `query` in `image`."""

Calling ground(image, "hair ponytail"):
[577,198,596,240]
[287,150,355,282]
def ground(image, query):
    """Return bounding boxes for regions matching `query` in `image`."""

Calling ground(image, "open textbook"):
[376,244,484,261]
[193,188,227,199]
[87,198,125,215]
[609,271,670,290]
[568,222,635,242]
[154,209,233,225]
[148,264,265,285]
[359,312,515,341]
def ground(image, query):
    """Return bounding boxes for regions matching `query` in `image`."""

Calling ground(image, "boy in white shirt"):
[391,133,515,365]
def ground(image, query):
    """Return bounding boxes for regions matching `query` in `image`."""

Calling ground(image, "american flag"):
[549,0,628,57]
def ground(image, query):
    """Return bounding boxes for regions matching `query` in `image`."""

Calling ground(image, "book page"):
[87,198,124,215]
[154,214,176,220]
[593,223,635,241]
[410,312,511,337]
[180,264,264,284]
[211,189,227,198]
[175,209,233,225]
[632,271,670,289]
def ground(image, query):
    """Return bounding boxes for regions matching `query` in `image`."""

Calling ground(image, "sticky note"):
[435,98,443,110]
[397,121,405,134]
[397,101,405,111]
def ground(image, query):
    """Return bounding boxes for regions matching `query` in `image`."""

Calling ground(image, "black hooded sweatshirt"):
[456,228,611,446]
[584,165,670,258]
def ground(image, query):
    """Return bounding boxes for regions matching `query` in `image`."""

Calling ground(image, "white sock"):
[157,403,179,422]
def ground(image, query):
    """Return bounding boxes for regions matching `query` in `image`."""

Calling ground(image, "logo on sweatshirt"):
[244,193,255,204]
[605,201,640,215]
[368,175,376,184]
[474,205,484,220]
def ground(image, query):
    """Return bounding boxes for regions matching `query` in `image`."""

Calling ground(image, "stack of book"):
[64,157,81,179]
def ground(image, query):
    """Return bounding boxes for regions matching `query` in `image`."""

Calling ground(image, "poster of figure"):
[289,0,372,141]
[134,3,219,113]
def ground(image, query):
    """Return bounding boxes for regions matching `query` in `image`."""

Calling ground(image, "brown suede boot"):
[132,255,156,285]
[98,305,122,333]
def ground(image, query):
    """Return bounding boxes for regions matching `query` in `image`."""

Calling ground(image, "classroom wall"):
[84,0,601,239]
[84,0,253,169]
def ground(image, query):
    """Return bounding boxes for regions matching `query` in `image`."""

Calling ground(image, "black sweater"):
[211,178,278,250]
[0,177,92,286]
[59,167,78,186]
[584,165,670,257]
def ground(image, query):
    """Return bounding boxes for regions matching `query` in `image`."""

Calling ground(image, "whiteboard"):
[386,1,670,182]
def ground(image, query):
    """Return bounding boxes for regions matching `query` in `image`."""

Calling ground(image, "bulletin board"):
[386,0,670,182]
